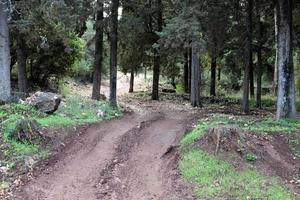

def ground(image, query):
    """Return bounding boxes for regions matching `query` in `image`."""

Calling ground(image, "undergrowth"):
[179,114,299,200]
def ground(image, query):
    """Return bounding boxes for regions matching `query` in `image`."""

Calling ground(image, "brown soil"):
[9,99,202,200]
[3,89,299,199]
[199,126,300,197]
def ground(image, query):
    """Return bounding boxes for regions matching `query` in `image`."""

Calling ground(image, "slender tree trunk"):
[250,61,255,98]
[191,44,202,107]
[210,56,217,96]
[188,48,192,93]
[17,33,28,98]
[152,56,160,100]
[273,6,279,95]
[144,64,147,80]
[218,67,221,81]
[92,1,104,101]
[152,0,163,100]
[0,0,11,102]
[256,12,263,108]
[184,51,189,93]
[242,0,253,113]
[109,0,119,106]
[276,0,296,119]
[129,68,134,93]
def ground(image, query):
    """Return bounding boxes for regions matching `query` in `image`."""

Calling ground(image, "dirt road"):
[14,101,200,200]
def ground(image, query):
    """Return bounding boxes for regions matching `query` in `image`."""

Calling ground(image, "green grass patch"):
[176,83,185,93]
[0,181,10,189]
[179,149,293,199]
[36,96,122,127]
[179,114,298,199]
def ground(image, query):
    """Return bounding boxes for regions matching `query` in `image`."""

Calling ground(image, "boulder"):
[26,92,61,114]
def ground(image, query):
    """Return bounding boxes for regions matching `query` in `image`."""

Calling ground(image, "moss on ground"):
[179,114,299,200]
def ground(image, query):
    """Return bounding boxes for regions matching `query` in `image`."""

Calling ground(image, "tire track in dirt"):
[97,110,200,200]
[13,113,143,200]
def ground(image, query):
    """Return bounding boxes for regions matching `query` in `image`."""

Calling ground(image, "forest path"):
[14,100,201,200]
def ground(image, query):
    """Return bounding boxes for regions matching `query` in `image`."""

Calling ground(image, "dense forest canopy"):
[0,0,299,119]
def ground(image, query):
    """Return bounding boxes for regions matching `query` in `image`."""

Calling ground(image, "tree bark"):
[276,0,297,119]
[242,0,253,113]
[0,0,11,102]
[210,56,217,96]
[188,48,192,93]
[151,0,163,100]
[109,0,119,106]
[256,12,263,108]
[92,0,104,101]
[17,33,28,98]
[129,68,134,93]
[273,6,279,95]
[250,60,255,98]
[191,44,202,107]
[144,64,147,80]
[218,67,221,81]
[184,51,189,93]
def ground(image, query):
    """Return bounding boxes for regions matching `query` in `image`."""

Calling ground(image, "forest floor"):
[1,75,299,200]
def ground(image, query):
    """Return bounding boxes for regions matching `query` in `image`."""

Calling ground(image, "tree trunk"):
[109,0,119,106]
[151,0,163,100]
[188,48,192,93]
[17,33,28,98]
[256,12,263,108]
[242,0,253,113]
[273,6,279,95]
[218,67,221,81]
[144,64,147,80]
[92,1,104,101]
[250,61,255,98]
[210,56,217,96]
[0,0,11,102]
[152,56,160,100]
[129,68,134,93]
[276,0,296,119]
[184,51,189,93]
[191,44,202,107]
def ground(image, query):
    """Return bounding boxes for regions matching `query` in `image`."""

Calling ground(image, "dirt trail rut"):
[14,102,199,200]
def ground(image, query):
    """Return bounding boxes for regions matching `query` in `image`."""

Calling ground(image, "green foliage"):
[0,181,10,189]
[179,114,297,199]
[37,96,121,127]
[176,83,184,93]
[246,153,257,161]
[179,150,293,200]
[10,0,91,88]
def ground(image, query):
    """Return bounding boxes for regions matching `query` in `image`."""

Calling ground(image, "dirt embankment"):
[199,126,300,196]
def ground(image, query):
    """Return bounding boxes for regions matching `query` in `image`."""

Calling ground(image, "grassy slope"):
[0,96,121,189]
[179,114,300,200]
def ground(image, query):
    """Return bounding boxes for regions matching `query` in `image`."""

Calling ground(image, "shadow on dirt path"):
[13,99,202,200]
